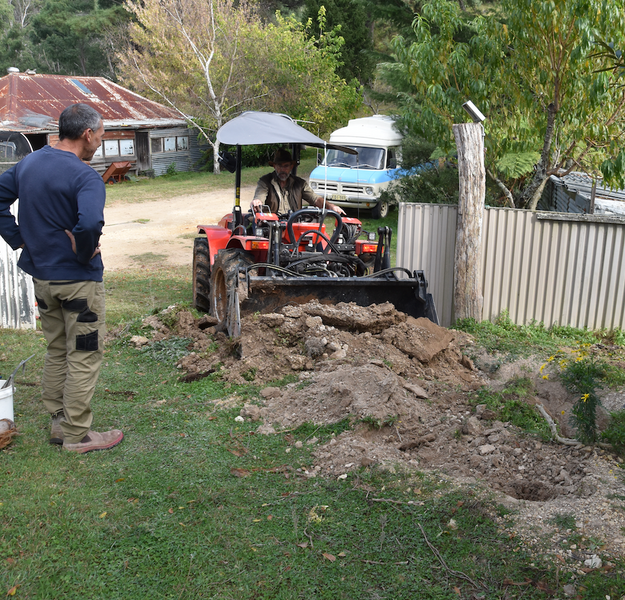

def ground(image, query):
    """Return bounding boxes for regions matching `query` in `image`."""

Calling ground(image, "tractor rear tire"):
[210,249,254,338]
[371,199,389,219]
[193,237,211,312]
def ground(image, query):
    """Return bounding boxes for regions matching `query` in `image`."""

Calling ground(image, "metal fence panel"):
[398,204,625,330]
[397,203,457,326]
[0,203,36,329]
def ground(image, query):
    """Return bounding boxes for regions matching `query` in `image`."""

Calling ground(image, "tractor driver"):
[250,149,345,216]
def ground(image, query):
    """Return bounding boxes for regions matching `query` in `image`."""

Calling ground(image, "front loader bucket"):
[239,271,439,325]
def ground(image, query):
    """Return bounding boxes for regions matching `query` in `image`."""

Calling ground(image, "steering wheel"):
[286,207,343,248]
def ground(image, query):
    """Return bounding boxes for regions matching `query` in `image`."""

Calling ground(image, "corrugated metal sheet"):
[152,154,190,176]
[149,127,209,175]
[397,203,457,326]
[398,203,625,330]
[0,202,36,329]
[0,73,185,132]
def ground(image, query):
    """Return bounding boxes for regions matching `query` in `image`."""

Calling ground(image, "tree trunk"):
[213,139,221,174]
[452,122,484,323]
[486,168,515,208]
[520,102,557,208]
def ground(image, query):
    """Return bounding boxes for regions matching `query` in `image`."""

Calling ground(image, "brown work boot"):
[50,411,65,445]
[63,429,124,454]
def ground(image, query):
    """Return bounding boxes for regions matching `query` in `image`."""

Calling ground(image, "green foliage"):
[472,378,552,440]
[362,414,398,429]
[292,418,352,440]
[384,164,459,205]
[559,357,606,444]
[454,311,599,360]
[386,0,625,206]
[165,162,178,177]
[303,0,375,84]
[496,152,541,179]
[241,367,257,382]
[549,513,577,531]
[30,0,127,77]
[119,0,361,171]
[602,410,625,456]
[400,134,438,167]
[140,336,193,361]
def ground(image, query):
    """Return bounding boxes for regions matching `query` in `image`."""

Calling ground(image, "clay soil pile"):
[135,300,625,561]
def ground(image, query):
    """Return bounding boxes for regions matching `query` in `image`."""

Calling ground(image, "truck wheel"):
[193,237,211,312]
[371,200,389,219]
[210,249,254,338]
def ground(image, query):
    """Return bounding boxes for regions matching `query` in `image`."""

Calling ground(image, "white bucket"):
[0,381,14,421]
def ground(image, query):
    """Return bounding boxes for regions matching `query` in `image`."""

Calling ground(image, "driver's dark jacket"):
[253,172,318,214]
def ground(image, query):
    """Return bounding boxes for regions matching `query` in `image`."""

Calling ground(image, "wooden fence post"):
[452,122,484,323]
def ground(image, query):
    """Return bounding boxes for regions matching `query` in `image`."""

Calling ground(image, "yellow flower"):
[540,364,546,373]
[581,393,590,402]
[542,375,549,380]
[547,356,555,362]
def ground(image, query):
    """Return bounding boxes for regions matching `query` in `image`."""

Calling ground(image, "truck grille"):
[341,184,366,194]
[315,182,339,192]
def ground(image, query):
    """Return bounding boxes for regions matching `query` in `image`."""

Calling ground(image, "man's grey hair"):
[58,103,103,141]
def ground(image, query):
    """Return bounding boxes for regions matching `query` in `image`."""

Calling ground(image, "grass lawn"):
[2,173,625,598]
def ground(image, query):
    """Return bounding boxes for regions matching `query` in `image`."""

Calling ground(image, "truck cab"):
[308,115,403,219]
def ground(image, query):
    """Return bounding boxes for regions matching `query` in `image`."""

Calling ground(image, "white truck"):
[308,115,404,219]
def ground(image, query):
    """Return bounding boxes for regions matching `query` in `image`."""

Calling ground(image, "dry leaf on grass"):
[230,468,251,477]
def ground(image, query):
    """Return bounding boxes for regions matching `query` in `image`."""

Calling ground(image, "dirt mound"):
[134,301,625,559]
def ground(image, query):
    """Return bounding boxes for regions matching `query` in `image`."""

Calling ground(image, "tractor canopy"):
[216,111,356,154]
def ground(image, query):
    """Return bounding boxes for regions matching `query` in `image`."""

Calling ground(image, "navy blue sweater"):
[0,146,105,281]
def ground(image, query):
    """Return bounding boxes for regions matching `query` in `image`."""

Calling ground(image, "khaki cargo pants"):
[33,279,105,444]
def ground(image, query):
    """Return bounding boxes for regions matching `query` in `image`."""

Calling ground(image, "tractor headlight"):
[364,186,375,196]
[310,181,318,190]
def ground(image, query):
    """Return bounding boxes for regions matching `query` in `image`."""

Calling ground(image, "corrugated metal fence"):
[397,203,625,330]
[0,203,36,329]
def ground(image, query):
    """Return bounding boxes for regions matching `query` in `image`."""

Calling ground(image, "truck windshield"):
[323,146,385,170]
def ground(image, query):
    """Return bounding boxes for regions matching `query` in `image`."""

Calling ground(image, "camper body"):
[309,115,404,219]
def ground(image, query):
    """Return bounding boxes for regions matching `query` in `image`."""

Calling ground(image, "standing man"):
[251,148,345,215]
[0,103,123,454]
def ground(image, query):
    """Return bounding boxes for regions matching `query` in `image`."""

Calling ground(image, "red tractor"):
[193,112,437,337]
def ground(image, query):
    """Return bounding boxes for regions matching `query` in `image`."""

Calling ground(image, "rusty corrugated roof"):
[0,72,187,132]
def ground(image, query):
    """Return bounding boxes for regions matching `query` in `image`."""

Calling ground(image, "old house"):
[0,69,208,176]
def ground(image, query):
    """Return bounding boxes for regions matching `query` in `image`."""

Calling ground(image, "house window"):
[93,144,103,159]
[119,139,135,156]
[151,135,190,153]
[105,140,119,156]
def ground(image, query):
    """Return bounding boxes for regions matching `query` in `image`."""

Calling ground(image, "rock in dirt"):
[303,301,405,333]
[381,317,455,363]
[240,404,262,421]
[129,335,150,348]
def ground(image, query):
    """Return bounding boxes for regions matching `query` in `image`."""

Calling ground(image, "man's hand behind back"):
[65,229,101,259]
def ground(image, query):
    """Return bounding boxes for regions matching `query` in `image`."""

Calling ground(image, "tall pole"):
[452,122,485,323]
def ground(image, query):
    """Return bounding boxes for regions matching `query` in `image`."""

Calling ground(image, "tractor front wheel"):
[210,249,254,338]
[193,237,211,312]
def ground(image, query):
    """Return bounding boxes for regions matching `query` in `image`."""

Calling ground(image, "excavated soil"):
[128,300,625,568]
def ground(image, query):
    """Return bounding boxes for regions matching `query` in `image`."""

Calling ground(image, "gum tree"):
[388,0,625,208]
[118,0,361,172]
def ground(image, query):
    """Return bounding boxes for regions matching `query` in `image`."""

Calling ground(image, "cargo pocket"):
[62,298,98,323]
[76,330,99,352]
